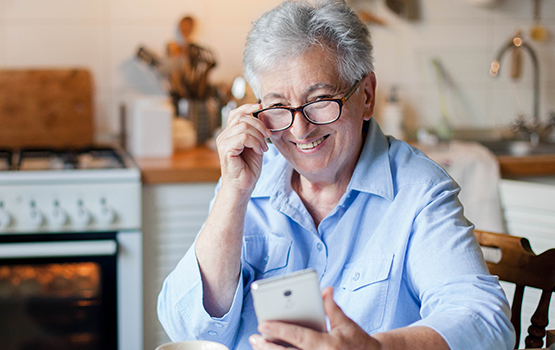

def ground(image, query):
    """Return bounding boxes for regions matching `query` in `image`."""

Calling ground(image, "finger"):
[225,104,260,128]
[226,103,269,138]
[220,113,269,152]
[322,286,351,329]
[259,321,325,349]
[249,334,285,350]
[219,125,268,156]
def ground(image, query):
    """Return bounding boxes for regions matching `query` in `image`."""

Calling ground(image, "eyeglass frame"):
[252,78,363,132]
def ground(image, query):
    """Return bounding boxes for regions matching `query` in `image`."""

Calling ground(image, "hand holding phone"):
[250,268,327,335]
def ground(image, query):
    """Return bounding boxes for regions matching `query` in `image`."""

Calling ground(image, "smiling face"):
[258,47,376,185]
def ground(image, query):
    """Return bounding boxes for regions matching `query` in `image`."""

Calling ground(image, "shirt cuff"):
[409,306,514,350]
[158,243,245,347]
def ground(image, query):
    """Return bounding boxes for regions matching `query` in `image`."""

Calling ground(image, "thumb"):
[322,286,351,329]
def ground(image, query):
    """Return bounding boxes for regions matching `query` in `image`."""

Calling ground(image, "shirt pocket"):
[243,234,292,276]
[340,254,394,333]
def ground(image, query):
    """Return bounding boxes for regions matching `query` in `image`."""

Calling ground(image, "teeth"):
[296,136,326,150]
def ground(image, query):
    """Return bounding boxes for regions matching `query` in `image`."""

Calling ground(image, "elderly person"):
[158,1,515,349]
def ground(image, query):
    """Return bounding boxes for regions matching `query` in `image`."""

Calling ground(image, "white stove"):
[0,147,141,233]
[0,146,143,350]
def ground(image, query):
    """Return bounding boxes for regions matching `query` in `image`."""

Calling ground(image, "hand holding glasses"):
[253,79,362,132]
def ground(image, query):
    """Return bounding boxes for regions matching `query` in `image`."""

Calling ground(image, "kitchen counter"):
[136,146,221,184]
[496,154,555,178]
[136,145,555,184]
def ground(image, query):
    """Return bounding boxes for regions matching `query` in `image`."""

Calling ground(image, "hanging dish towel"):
[417,140,505,233]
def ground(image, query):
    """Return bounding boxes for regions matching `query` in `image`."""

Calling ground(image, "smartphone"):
[250,268,327,338]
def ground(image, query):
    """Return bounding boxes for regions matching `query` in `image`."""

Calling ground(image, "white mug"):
[155,340,229,350]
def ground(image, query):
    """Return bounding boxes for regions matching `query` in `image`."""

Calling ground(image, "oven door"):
[0,233,118,350]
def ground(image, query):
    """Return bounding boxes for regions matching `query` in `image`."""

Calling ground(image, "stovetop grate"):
[0,149,12,171]
[0,146,127,171]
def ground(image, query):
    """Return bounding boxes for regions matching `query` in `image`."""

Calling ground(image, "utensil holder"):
[179,98,220,145]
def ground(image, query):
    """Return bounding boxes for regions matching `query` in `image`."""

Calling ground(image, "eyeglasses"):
[253,79,362,132]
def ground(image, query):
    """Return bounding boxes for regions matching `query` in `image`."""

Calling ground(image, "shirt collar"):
[251,118,394,201]
[348,118,394,201]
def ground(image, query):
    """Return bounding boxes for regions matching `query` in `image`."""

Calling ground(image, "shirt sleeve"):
[157,242,245,348]
[405,179,515,350]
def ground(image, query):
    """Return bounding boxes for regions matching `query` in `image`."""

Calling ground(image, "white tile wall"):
[494,0,555,21]
[5,25,108,83]
[0,0,553,137]
[109,0,205,22]
[4,0,105,21]
[420,0,493,21]
[0,10,6,66]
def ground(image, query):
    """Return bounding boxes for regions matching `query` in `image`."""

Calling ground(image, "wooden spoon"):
[530,0,548,43]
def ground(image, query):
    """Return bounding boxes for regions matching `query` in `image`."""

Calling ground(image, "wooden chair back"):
[474,230,555,349]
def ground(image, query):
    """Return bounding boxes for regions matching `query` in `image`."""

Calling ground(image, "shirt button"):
[213,322,224,328]
[316,242,323,251]
[263,255,269,262]
[207,331,218,336]
[352,272,360,281]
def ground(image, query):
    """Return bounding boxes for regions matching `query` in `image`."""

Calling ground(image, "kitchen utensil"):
[155,341,229,350]
[384,0,419,21]
[136,46,177,96]
[186,43,217,99]
[510,46,523,80]
[357,9,387,25]
[530,0,549,43]
[385,0,404,15]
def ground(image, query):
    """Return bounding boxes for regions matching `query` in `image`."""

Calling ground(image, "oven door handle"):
[0,240,117,259]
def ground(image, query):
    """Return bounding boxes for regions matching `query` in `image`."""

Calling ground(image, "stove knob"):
[48,207,68,227]
[0,209,12,229]
[97,206,116,225]
[28,208,44,228]
[74,206,91,227]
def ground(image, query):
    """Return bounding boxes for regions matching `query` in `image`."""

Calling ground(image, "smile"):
[295,135,329,150]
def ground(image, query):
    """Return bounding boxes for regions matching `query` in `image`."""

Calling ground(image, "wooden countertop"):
[497,154,555,178]
[136,146,221,184]
[136,146,555,184]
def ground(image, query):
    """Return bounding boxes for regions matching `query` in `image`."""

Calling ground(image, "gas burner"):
[75,147,126,170]
[0,149,11,171]
[15,147,126,171]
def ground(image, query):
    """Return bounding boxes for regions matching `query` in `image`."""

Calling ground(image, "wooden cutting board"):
[0,69,94,148]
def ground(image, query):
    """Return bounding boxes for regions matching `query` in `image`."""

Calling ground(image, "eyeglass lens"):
[257,100,341,131]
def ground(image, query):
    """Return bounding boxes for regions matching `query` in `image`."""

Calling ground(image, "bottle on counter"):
[380,85,405,140]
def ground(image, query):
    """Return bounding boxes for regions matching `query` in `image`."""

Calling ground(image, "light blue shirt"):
[158,119,515,350]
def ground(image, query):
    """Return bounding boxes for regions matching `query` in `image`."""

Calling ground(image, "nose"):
[289,110,314,139]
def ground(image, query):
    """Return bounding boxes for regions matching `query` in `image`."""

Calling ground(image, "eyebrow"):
[261,82,338,102]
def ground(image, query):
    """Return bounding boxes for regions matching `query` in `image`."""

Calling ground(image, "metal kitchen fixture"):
[489,31,541,145]
[0,146,142,350]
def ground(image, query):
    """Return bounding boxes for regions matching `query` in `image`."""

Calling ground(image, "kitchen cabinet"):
[142,182,217,350]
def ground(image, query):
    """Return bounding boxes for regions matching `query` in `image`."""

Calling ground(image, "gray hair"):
[243,0,374,99]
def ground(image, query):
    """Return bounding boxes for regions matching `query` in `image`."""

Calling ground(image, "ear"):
[361,72,377,121]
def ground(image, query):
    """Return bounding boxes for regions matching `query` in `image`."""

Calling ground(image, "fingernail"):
[259,323,270,332]
[249,335,257,345]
